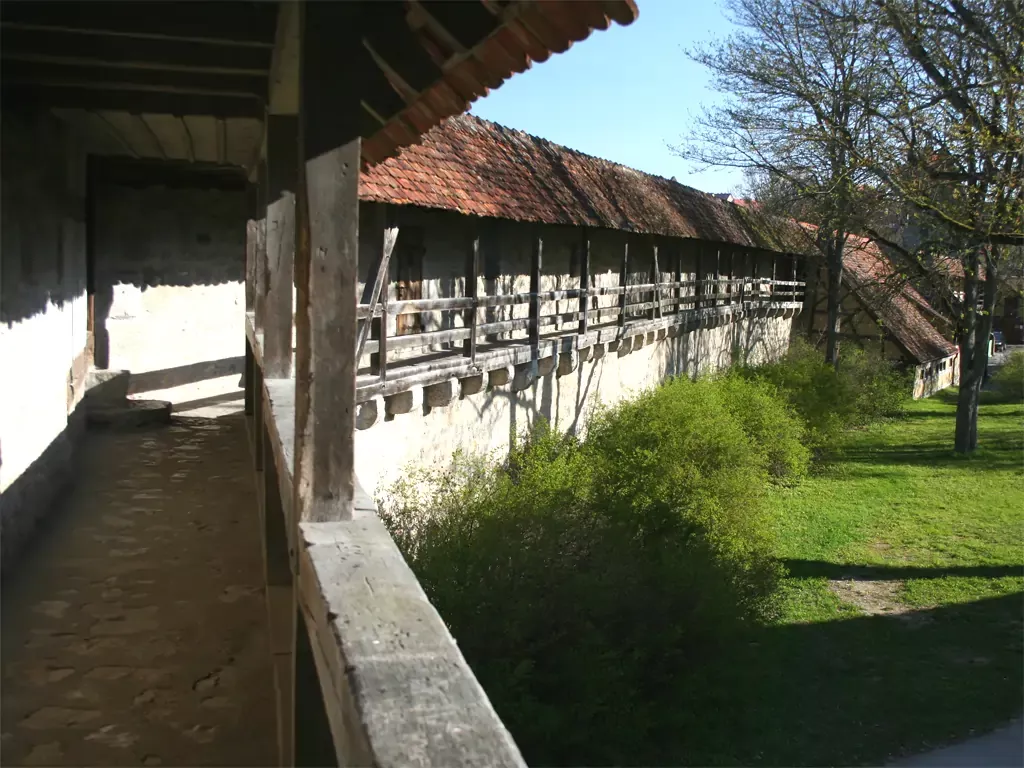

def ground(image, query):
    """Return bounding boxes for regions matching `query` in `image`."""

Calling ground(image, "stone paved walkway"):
[1,415,276,767]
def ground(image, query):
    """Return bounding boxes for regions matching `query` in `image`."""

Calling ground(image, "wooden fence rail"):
[355,277,805,380]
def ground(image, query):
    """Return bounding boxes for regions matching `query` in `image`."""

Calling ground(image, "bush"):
[990,349,1024,402]
[379,376,806,765]
[741,338,910,444]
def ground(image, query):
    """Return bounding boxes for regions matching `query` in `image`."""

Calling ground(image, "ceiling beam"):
[1,27,272,74]
[409,1,501,51]
[3,60,267,99]
[361,3,443,94]
[3,84,265,118]
[0,2,276,47]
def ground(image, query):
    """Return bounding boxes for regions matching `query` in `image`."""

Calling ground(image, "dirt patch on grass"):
[829,578,911,615]
[828,579,935,625]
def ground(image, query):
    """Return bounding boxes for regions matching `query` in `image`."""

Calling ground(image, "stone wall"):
[93,183,247,409]
[355,313,795,497]
[0,111,89,567]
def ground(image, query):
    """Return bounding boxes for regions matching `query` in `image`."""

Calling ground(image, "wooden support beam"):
[361,2,443,94]
[619,239,630,327]
[254,161,268,332]
[463,232,480,361]
[264,194,295,378]
[0,2,279,46]
[529,234,543,353]
[291,2,359,764]
[295,0,361,525]
[578,229,590,335]
[2,59,268,99]
[695,244,704,313]
[264,114,298,379]
[0,26,272,73]
[650,239,661,320]
[675,245,684,315]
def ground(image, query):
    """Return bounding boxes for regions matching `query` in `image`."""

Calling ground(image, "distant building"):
[804,237,960,398]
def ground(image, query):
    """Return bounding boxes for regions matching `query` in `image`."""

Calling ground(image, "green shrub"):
[714,372,811,483]
[379,376,803,765]
[741,338,910,444]
[991,350,1024,402]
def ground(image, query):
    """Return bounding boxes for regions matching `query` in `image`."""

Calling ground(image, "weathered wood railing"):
[352,276,805,402]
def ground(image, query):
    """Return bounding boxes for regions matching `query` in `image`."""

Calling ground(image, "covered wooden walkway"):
[1,415,276,767]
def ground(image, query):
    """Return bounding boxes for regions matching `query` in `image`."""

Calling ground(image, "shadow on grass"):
[660,593,1024,767]
[835,439,1022,471]
[782,559,1024,581]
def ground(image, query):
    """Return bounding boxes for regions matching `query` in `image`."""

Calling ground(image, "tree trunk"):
[953,249,996,453]
[824,237,843,370]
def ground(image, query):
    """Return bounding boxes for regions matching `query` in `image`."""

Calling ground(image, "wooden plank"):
[298,520,526,768]
[529,234,542,353]
[618,239,629,327]
[579,229,590,335]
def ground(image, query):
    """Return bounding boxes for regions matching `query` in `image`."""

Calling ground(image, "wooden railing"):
[352,276,805,401]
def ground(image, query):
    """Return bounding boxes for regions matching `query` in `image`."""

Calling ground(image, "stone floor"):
[1,415,276,767]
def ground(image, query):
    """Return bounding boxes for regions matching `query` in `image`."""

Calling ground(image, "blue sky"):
[470,0,743,196]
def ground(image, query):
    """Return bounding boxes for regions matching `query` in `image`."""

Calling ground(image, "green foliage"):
[378,376,807,765]
[740,337,910,444]
[990,350,1024,402]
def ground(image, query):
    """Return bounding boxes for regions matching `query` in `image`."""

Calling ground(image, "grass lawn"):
[668,389,1023,766]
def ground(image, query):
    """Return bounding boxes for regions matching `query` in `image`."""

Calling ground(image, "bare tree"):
[674,0,891,368]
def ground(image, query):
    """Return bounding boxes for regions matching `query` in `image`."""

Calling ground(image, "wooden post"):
[370,305,388,383]
[293,5,362,763]
[771,252,777,304]
[675,245,683,315]
[695,244,704,313]
[254,160,269,332]
[264,120,298,379]
[578,229,590,335]
[463,232,480,361]
[529,233,542,354]
[618,239,629,327]
[650,239,661,320]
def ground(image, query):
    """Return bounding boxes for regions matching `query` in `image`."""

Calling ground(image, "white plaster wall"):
[0,112,88,496]
[94,184,246,408]
[354,312,795,498]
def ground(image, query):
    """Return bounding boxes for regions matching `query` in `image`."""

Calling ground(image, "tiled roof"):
[843,238,958,364]
[360,114,802,251]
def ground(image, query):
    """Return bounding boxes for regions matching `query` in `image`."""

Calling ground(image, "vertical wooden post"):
[695,244,704,313]
[293,3,361,764]
[578,229,590,335]
[463,232,480,361]
[244,211,258,417]
[771,253,777,304]
[370,306,387,383]
[650,239,661,320]
[675,245,683,315]
[295,1,360,525]
[529,233,542,354]
[254,160,269,332]
[618,239,630,327]
[264,115,299,379]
